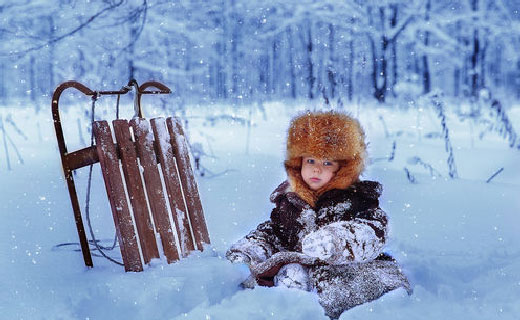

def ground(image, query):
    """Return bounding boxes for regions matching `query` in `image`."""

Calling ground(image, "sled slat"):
[93,121,143,272]
[151,118,195,257]
[113,120,160,264]
[167,117,210,250]
[130,118,180,263]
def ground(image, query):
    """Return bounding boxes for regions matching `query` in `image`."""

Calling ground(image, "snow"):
[1,100,519,319]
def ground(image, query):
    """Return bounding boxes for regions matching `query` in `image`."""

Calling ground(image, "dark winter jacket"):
[228,179,388,265]
[226,180,411,319]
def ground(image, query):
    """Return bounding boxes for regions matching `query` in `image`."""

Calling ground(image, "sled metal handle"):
[52,80,172,168]
[52,80,171,126]
[135,81,172,118]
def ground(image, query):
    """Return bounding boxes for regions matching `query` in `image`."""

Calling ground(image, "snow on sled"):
[52,80,210,272]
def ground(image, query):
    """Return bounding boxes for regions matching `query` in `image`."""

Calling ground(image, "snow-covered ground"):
[1,98,519,319]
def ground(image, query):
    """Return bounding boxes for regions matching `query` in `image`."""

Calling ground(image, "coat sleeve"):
[226,220,283,265]
[302,207,388,264]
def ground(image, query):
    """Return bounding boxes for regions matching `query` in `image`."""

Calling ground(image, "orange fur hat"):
[284,111,367,207]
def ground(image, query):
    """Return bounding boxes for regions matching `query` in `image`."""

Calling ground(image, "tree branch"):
[8,0,124,57]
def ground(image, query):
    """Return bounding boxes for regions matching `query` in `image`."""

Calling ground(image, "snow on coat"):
[226,180,411,319]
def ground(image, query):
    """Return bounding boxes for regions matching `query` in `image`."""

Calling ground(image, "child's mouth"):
[310,178,321,182]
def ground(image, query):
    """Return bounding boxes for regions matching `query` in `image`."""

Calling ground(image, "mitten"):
[301,227,340,262]
[226,251,251,264]
[302,220,385,264]
[273,263,310,290]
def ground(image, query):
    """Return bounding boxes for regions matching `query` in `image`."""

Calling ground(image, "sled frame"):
[52,80,210,272]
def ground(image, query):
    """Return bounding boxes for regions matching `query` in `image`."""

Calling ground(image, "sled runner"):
[52,80,210,272]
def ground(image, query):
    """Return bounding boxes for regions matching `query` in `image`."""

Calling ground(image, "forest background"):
[2,0,520,108]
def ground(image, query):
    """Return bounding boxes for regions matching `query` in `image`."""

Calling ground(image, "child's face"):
[301,156,340,191]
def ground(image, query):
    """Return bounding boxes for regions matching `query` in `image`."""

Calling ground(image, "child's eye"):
[323,161,333,166]
[306,159,315,164]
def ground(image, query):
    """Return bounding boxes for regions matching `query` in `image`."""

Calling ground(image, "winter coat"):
[226,179,411,319]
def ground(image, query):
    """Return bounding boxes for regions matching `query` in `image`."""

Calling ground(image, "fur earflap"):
[284,111,366,206]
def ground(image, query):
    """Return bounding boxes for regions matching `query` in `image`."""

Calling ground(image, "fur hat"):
[284,111,366,206]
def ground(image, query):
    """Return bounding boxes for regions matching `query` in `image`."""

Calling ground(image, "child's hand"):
[301,231,336,260]
[227,251,251,264]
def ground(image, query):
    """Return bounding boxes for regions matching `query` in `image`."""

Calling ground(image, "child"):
[226,111,411,319]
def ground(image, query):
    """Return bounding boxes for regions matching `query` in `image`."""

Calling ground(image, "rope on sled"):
[83,92,124,266]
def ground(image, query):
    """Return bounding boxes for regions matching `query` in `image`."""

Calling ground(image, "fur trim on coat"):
[284,111,367,207]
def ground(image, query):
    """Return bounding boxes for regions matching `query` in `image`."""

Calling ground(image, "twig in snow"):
[407,156,442,178]
[373,140,397,163]
[336,96,344,109]
[473,94,518,149]
[197,167,237,179]
[321,86,330,105]
[489,99,517,148]
[430,92,458,178]
[0,116,11,170]
[5,114,28,140]
[404,167,417,184]
[378,115,390,138]
[486,168,504,183]
[5,131,24,165]
[188,134,231,178]
[388,141,396,162]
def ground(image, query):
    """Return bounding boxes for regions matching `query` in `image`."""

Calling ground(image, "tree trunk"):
[301,21,315,100]
[77,48,86,78]
[422,0,431,94]
[258,48,268,96]
[30,55,37,102]
[327,23,337,100]
[470,0,480,97]
[454,67,460,97]
[471,29,480,97]
[347,40,354,101]
[0,62,5,103]
[231,0,238,96]
[317,22,325,102]
[215,39,227,99]
[392,42,398,97]
[480,38,487,90]
[380,36,388,102]
[371,7,388,102]
[390,5,398,97]
[128,24,137,80]
[214,0,227,99]
[48,16,55,100]
[370,35,388,102]
[287,26,297,99]
[422,55,431,94]
[270,36,278,95]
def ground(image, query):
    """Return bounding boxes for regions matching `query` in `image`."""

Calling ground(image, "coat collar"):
[270,180,311,210]
[270,180,382,209]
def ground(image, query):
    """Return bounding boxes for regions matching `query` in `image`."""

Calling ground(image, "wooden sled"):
[52,80,210,272]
